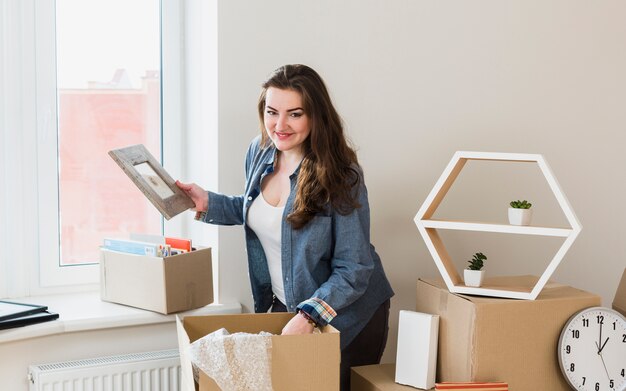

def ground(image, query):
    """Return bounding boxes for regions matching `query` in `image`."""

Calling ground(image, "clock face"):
[558,307,626,391]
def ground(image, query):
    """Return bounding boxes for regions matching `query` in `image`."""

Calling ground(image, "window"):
[54,0,162,267]
[37,0,168,287]
[0,0,185,295]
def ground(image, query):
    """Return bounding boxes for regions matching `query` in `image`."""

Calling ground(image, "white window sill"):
[0,291,241,344]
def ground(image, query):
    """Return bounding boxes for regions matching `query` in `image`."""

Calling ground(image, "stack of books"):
[435,382,508,391]
[102,234,193,257]
[0,300,59,330]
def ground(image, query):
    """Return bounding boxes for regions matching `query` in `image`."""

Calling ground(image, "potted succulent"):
[508,199,533,226]
[464,252,487,287]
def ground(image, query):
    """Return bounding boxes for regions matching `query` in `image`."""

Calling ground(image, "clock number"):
[595,382,600,391]
[571,329,580,339]
[597,315,604,324]
[623,334,626,342]
[582,377,586,385]
[570,363,575,372]
[614,321,617,330]
[610,380,614,388]
[565,345,571,354]
[622,368,625,377]
[583,318,589,327]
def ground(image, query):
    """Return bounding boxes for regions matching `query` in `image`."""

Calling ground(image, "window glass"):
[56,0,162,265]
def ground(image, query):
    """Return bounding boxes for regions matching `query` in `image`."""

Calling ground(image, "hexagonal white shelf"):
[414,151,581,300]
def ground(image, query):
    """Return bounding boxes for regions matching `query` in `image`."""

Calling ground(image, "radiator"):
[28,349,181,391]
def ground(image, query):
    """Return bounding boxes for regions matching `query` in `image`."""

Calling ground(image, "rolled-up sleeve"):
[201,191,245,226]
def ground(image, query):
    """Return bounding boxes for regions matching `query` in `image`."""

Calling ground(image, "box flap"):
[176,315,196,391]
[613,268,626,317]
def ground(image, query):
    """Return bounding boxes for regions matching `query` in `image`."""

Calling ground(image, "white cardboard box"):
[395,310,439,389]
[100,247,213,314]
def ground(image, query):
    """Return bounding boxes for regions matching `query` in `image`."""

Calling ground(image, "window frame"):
[0,0,185,295]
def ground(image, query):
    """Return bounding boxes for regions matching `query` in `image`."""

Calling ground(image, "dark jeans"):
[271,297,391,391]
[271,297,288,312]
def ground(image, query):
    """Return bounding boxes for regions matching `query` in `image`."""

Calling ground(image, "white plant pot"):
[464,269,485,287]
[508,207,533,226]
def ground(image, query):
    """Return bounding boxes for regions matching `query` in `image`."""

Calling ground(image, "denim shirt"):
[200,136,394,349]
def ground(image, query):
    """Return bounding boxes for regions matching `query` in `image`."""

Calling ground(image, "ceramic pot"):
[464,269,485,287]
[508,207,533,226]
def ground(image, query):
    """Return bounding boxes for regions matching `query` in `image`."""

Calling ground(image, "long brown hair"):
[257,64,361,229]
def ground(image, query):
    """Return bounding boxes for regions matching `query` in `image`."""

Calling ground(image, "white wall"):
[207,0,626,363]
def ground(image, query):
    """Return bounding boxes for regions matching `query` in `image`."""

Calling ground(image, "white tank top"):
[246,192,286,304]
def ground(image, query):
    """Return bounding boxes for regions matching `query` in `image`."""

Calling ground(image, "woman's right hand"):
[176,180,208,212]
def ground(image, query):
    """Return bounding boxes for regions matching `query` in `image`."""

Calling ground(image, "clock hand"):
[598,319,603,353]
[598,336,610,354]
[597,351,613,387]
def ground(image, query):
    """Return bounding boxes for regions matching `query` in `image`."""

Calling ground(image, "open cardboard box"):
[416,276,600,391]
[100,247,213,314]
[177,312,340,391]
[613,267,626,317]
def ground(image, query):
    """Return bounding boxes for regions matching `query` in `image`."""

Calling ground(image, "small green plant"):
[467,252,487,271]
[510,200,532,209]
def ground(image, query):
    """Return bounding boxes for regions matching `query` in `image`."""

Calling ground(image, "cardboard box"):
[351,363,434,391]
[177,313,340,391]
[100,247,213,314]
[395,311,438,389]
[415,276,600,391]
[613,267,626,317]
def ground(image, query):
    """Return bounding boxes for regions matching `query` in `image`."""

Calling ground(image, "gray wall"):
[198,0,626,362]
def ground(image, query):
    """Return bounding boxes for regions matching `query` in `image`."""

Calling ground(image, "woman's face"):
[263,87,311,155]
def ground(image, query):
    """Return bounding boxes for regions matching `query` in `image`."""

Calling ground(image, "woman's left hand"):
[281,312,315,335]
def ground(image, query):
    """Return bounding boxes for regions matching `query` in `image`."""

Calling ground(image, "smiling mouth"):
[275,132,292,139]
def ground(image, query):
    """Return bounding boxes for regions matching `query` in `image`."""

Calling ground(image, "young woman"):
[177,64,394,390]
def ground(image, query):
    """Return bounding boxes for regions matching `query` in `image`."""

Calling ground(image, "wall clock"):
[558,306,626,390]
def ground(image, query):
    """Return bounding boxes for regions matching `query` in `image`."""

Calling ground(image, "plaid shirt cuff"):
[297,297,337,327]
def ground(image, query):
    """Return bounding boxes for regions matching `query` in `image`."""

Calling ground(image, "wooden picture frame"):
[108,144,195,220]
